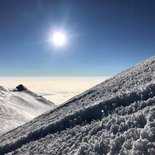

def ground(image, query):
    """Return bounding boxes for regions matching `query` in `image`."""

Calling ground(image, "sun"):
[51,30,67,47]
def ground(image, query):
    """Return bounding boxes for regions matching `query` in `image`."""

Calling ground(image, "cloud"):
[0,76,109,105]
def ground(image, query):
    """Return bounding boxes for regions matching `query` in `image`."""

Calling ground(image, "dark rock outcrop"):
[16,84,28,91]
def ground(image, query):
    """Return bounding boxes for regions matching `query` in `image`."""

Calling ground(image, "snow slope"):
[0,84,55,136]
[1,56,155,154]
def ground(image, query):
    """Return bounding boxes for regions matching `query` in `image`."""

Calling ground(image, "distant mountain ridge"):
[0,84,55,136]
[1,56,155,154]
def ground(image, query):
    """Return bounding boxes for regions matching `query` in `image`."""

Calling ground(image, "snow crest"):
[0,85,55,136]
[1,56,155,154]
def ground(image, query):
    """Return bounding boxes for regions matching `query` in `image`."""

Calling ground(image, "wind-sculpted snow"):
[0,84,55,136]
[6,96,155,155]
[1,82,155,154]
[1,56,155,154]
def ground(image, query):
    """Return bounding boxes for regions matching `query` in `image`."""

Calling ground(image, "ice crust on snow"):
[1,56,155,154]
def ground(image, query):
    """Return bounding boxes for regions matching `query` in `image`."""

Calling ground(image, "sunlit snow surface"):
[0,85,55,136]
[1,56,155,154]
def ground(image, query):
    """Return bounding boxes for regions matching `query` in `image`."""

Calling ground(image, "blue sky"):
[0,0,155,76]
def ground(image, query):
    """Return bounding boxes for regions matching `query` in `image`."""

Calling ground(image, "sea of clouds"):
[0,76,108,104]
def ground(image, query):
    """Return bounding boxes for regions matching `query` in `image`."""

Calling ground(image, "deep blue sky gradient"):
[0,0,155,76]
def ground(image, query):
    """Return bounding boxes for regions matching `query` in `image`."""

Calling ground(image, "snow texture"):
[0,84,55,136]
[1,56,155,154]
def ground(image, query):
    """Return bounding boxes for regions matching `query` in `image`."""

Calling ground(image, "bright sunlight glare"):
[51,31,67,47]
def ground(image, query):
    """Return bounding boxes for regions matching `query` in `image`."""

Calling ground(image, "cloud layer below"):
[0,76,109,104]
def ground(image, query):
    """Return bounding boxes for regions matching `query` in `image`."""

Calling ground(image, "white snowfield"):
[0,84,55,136]
[1,56,155,154]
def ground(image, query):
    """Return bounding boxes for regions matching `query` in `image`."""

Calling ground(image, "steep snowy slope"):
[0,84,55,136]
[1,56,155,154]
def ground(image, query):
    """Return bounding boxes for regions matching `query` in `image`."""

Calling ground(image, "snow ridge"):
[0,84,55,136]
[1,82,155,154]
[1,56,155,154]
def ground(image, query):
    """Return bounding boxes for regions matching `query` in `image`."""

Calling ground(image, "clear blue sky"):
[0,0,155,76]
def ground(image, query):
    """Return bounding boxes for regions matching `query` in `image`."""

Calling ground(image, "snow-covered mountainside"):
[1,56,155,154]
[0,84,55,136]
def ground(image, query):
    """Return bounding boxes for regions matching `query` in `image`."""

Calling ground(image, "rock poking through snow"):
[15,84,28,91]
